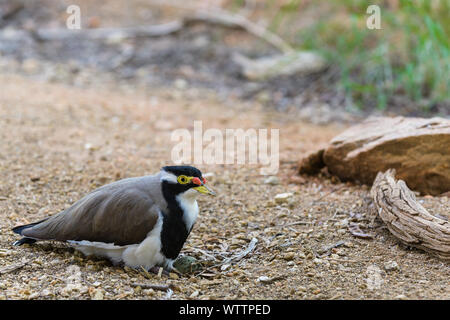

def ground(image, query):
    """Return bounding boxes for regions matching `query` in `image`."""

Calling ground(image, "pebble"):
[384,261,399,271]
[174,78,188,90]
[283,252,295,261]
[92,290,104,300]
[203,172,215,178]
[274,193,293,204]
[264,176,279,185]
[143,289,155,296]
[169,272,179,280]
[0,250,11,257]
[22,59,40,74]
[313,258,322,264]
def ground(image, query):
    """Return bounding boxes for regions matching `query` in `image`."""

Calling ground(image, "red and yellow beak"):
[192,177,216,195]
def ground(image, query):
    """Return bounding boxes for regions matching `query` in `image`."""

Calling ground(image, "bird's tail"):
[12,221,41,235]
[12,217,48,235]
[11,219,48,246]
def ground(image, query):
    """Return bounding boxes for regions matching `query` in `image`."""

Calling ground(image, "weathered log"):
[371,169,450,261]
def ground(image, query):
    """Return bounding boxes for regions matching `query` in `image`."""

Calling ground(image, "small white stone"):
[203,172,215,178]
[384,260,399,271]
[257,276,271,283]
[92,289,104,300]
[274,193,293,204]
[264,176,279,185]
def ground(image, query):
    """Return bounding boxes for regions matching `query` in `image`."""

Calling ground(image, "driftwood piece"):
[148,0,293,52]
[232,51,327,81]
[185,8,293,53]
[33,20,184,41]
[3,3,291,53]
[371,169,450,261]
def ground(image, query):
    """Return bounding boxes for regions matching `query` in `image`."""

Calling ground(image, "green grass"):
[229,0,450,113]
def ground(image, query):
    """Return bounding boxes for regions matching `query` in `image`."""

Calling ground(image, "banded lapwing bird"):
[12,166,215,272]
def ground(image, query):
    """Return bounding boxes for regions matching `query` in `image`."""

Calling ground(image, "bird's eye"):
[177,175,189,184]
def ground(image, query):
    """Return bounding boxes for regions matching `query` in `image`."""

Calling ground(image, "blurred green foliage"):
[230,0,450,112]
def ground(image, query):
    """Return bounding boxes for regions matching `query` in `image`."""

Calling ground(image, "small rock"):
[203,172,215,178]
[297,252,306,259]
[264,176,279,185]
[169,272,179,280]
[312,288,321,295]
[189,290,200,298]
[256,276,270,283]
[0,250,11,257]
[366,264,384,290]
[92,289,104,300]
[143,289,155,296]
[384,260,399,271]
[274,193,293,204]
[22,59,40,74]
[174,78,187,90]
[313,258,322,264]
[283,252,295,261]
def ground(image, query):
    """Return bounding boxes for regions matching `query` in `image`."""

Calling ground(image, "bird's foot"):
[13,237,36,246]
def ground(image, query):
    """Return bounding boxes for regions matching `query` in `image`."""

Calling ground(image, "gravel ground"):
[0,73,449,300]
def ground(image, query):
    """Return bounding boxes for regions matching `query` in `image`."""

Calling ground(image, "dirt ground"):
[0,73,449,300]
[0,0,449,300]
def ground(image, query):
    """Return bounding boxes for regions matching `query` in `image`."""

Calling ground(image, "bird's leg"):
[148,266,171,276]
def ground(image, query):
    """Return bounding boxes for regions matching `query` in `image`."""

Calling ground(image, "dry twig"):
[0,259,29,275]
[217,237,258,267]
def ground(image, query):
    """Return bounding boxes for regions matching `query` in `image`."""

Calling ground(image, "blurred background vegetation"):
[1,0,448,116]
[227,0,449,112]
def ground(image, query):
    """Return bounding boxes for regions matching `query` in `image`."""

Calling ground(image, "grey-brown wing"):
[22,183,161,246]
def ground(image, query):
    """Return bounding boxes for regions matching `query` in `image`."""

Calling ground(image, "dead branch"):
[348,222,374,239]
[32,6,292,53]
[32,20,184,41]
[0,259,29,275]
[184,8,293,53]
[2,1,292,54]
[218,237,258,267]
[371,169,450,261]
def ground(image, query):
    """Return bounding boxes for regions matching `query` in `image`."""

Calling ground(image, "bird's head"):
[160,165,216,196]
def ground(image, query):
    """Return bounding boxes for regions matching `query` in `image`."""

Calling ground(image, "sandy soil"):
[0,73,448,300]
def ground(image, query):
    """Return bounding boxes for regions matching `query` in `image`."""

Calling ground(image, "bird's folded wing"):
[22,186,161,246]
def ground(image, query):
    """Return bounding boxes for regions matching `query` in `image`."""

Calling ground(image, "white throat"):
[176,189,199,231]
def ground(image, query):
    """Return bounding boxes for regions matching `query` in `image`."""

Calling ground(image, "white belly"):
[68,213,173,270]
